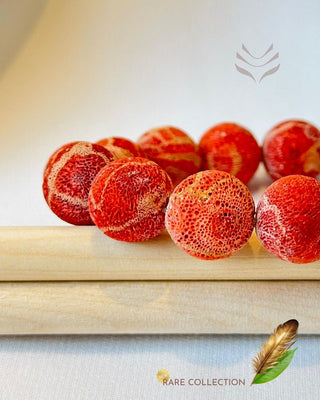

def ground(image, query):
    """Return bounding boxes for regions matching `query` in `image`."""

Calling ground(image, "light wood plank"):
[0,281,318,334]
[0,227,319,281]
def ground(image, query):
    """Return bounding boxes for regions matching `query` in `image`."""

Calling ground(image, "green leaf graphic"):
[252,348,297,385]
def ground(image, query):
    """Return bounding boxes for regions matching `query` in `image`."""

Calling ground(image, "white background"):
[1,0,319,225]
[0,0,319,399]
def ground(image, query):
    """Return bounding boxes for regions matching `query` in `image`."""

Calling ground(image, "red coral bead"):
[96,137,145,159]
[43,141,114,225]
[263,120,320,180]
[88,157,173,242]
[256,175,320,263]
[137,126,201,187]
[199,122,261,184]
[165,170,255,260]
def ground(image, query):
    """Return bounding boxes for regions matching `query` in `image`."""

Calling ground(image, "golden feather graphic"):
[251,319,299,385]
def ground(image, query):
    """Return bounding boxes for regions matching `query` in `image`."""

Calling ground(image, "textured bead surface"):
[165,170,255,260]
[137,126,201,187]
[263,120,320,180]
[256,175,320,263]
[89,157,173,242]
[43,141,114,225]
[199,122,261,184]
[96,137,144,159]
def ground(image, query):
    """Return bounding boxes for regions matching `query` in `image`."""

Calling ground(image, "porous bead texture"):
[96,137,145,159]
[137,126,201,187]
[165,170,255,260]
[256,175,320,264]
[43,141,114,225]
[199,122,261,184]
[88,157,173,242]
[263,120,320,180]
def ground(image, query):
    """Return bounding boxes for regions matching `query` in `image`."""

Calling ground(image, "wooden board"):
[0,281,318,334]
[0,227,319,281]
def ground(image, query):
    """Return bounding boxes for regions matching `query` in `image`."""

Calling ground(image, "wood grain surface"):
[0,227,319,281]
[0,281,318,334]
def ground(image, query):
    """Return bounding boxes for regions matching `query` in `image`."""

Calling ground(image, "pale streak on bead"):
[206,142,242,177]
[94,161,169,234]
[301,141,320,174]
[46,142,112,208]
